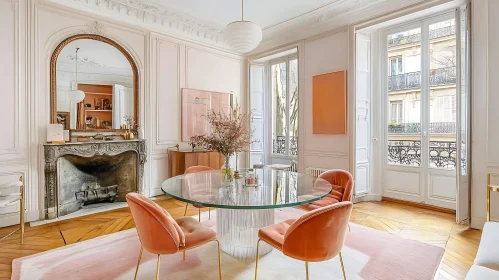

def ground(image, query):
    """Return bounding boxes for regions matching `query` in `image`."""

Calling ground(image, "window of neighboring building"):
[389,56,403,76]
[390,101,403,124]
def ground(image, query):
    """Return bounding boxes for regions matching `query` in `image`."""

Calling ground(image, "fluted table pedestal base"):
[216,208,274,261]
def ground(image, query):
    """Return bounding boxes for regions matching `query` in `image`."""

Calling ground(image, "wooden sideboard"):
[169,150,225,177]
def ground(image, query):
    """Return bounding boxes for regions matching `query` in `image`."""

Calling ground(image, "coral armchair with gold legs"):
[254,201,353,280]
[302,169,353,232]
[184,165,214,222]
[126,193,222,280]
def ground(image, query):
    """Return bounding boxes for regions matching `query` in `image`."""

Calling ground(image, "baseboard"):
[353,194,382,203]
[382,197,456,214]
[0,211,40,228]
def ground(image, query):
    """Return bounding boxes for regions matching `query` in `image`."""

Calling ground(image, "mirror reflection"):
[56,39,135,130]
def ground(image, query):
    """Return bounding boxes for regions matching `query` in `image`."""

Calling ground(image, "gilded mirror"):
[50,34,138,131]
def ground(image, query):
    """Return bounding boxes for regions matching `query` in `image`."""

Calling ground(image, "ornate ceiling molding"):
[64,0,226,46]
[53,0,408,54]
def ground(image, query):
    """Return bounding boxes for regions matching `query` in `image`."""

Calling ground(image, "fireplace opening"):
[57,151,137,216]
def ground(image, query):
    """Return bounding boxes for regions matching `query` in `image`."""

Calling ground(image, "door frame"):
[380,11,458,209]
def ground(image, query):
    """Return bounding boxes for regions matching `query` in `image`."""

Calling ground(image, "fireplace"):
[43,140,146,219]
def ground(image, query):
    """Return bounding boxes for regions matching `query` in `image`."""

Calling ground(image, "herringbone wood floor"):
[0,199,481,280]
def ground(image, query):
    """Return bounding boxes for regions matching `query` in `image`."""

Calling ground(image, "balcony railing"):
[388,66,456,92]
[388,25,456,48]
[388,140,459,169]
[273,136,298,156]
[388,122,456,134]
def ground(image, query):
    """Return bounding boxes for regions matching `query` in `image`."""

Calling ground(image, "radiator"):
[304,167,328,177]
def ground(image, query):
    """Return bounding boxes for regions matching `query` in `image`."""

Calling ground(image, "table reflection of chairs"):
[0,176,25,244]
[254,201,353,280]
[184,166,214,221]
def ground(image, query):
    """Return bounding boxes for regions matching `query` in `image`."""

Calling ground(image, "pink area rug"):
[12,208,444,280]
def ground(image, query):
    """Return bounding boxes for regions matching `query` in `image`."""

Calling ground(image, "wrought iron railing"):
[388,122,456,134]
[388,66,456,92]
[388,140,457,168]
[273,136,298,156]
[388,25,456,48]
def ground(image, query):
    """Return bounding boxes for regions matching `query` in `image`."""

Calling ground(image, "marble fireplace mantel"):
[43,139,147,219]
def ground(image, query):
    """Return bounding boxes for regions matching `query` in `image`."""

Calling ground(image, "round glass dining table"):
[161,167,332,260]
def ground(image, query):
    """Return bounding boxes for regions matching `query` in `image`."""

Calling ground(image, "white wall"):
[0,0,243,227]
[148,34,243,197]
[471,0,499,229]
[301,29,350,172]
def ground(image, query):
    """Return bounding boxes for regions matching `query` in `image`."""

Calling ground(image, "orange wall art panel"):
[312,70,347,135]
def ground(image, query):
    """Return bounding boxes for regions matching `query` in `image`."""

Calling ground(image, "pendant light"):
[225,0,262,53]
[68,47,85,102]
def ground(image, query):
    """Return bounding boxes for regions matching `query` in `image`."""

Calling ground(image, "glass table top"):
[161,167,332,209]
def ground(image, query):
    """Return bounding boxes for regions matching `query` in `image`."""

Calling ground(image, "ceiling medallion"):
[225,0,262,53]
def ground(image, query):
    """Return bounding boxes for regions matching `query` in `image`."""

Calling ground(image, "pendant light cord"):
[241,0,244,21]
[75,47,80,86]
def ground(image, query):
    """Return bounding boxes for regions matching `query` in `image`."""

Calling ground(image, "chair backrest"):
[126,193,184,255]
[283,201,353,262]
[185,166,214,174]
[319,169,353,202]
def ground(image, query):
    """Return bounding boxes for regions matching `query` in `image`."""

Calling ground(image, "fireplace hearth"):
[43,140,146,219]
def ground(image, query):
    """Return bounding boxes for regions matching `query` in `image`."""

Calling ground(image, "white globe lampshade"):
[225,21,262,53]
[68,89,85,103]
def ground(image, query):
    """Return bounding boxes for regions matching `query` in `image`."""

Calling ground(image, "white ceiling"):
[147,0,338,29]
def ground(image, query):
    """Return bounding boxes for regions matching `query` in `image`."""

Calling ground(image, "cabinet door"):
[197,153,210,167]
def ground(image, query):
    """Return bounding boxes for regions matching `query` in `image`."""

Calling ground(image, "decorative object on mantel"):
[188,134,205,152]
[56,112,70,130]
[76,136,91,142]
[122,115,135,140]
[42,139,146,219]
[225,0,263,53]
[312,70,347,135]
[191,103,254,182]
[46,124,65,144]
[181,88,232,141]
[63,130,70,142]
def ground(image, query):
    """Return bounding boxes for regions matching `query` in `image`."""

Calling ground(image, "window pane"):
[428,19,457,169]
[289,58,298,156]
[272,62,287,155]
[387,27,421,166]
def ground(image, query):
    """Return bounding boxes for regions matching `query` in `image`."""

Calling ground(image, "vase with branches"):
[190,104,253,181]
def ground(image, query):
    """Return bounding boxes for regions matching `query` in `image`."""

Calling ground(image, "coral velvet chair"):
[254,201,353,280]
[126,193,222,280]
[184,165,215,221]
[302,169,353,211]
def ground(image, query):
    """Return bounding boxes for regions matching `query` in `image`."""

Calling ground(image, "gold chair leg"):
[348,223,351,232]
[339,252,347,280]
[133,246,143,280]
[184,203,189,216]
[156,254,161,280]
[254,239,261,280]
[183,250,186,260]
[20,196,25,244]
[305,261,309,280]
[198,208,201,222]
[20,178,25,244]
[215,239,222,280]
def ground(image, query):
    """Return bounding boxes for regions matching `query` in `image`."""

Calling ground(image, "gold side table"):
[487,174,499,222]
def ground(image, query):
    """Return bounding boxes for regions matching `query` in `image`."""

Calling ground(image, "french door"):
[382,9,469,213]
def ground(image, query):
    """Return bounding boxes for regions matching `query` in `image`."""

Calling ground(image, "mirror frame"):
[50,34,139,132]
